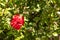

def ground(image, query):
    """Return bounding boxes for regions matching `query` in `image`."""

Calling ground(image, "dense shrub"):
[0,0,60,40]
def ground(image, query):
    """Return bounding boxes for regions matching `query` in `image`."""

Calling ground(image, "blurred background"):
[0,0,60,40]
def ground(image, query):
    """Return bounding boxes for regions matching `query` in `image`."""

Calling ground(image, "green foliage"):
[0,0,60,40]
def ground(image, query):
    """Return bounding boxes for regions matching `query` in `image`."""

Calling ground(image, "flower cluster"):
[10,14,24,30]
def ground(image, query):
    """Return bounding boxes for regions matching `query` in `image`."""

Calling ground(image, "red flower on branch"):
[10,14,24,30]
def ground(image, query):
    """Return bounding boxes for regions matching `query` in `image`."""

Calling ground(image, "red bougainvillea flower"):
[10,14,24,30]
